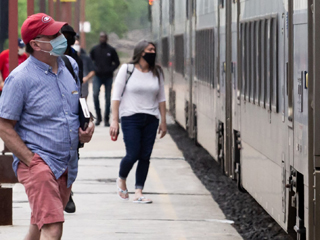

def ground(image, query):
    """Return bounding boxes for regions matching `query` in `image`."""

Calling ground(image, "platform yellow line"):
[148,163,187,240]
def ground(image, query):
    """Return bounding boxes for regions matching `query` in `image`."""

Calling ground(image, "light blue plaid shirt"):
[0,55,80,187]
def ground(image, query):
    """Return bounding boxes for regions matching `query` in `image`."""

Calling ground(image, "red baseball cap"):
[21,13,67,44]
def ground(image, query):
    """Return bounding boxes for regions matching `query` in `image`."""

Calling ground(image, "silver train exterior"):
[150,0,320,239]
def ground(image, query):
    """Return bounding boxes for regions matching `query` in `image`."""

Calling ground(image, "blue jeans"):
[119,113,159,189]
[92,76,113,122]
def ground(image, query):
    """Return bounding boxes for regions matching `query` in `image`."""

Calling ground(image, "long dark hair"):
[129,40,163,81]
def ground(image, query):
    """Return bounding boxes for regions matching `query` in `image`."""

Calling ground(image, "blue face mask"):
[36,34,68,56]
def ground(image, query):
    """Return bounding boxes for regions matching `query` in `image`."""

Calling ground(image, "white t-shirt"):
[112,64,166,118]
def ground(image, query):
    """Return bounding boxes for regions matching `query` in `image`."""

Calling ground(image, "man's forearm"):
[87,71,95,79]
[0,119,33,166]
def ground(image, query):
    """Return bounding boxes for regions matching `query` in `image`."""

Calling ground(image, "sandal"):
[116,178,129,201]
[133,196,152,204]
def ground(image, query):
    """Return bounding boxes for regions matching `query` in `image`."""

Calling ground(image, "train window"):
[169,0,175,24]
[265,19,271,110]
[206,29,210,84]
[186,0,189,19]
[195,31,200,80]
[174,35,184,76]
[219,0,224,9]
[210,29,215,87]
[260,19,266,108]
[246,22,251,102]
[195,28,214,86]
[255,20,261,105]
[205,30,208,84]
[195,31,199,79]
[251,21,256,103]
[186,0,195,19]
[271,17,278,112]
[161,37,169,68]
[241,23,246,99]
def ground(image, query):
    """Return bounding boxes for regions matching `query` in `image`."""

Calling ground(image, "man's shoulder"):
[91,44,100,51]
[11,60,31,76]
[107,44,116,51]
[6,62,32,86]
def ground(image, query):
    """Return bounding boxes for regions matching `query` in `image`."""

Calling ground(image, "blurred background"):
[0,0,152,61]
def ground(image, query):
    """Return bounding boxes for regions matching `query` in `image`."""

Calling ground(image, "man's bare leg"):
[24,224,40,240]
[40,222,63,240]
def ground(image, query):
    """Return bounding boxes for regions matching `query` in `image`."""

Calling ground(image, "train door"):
[310,0,320,238]
[185,0,195,138]
[286,2,296,238]
[190,0,196,140]
[217,0,227,173]
[168,0,175,118]
[287,1,311,239]
[161,0,171,110]
[225,0,233,178]
[231,0,241,181]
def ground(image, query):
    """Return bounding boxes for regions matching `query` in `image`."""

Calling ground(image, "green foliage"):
[18,0,27,37]
[85,0,129,50]
[3,0,149,51]
[125,0,149,30]
[85,0,149,50]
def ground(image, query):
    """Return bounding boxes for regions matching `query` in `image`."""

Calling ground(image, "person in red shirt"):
[0,38,28,94]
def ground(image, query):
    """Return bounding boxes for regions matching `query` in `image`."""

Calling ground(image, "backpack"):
[61,55,85,149]
[61,55,78,84]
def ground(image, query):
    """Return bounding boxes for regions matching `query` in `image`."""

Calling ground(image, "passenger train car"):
[151,0,320,239]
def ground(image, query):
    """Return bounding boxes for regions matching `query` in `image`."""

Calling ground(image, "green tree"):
[3,0,149,51]
[125,0,149,30]
[85,0,150,50]
[85,0,129,50]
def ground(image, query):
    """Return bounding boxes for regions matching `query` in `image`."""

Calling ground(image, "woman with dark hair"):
[110,40,167,203]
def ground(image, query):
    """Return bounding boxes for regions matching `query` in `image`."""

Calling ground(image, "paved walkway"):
[0,83,243,240]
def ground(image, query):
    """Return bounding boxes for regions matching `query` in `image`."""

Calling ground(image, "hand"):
[25,152,35,167]
[79,121,95,143]
[83,76,89,83]
[158,122,167,139]
[0,81,4,88]
[109,120,119,140]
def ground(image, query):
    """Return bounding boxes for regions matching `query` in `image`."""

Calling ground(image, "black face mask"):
[142,52,156,66]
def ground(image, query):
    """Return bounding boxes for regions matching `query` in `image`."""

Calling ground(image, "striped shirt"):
[0,55,80,187]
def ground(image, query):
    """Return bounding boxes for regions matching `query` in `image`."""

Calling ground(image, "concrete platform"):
[0,83,243,239]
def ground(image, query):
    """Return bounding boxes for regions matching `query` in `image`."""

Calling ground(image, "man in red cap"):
[0,13,95,240]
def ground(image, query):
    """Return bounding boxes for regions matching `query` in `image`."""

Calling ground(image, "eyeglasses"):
[34,31,61,40]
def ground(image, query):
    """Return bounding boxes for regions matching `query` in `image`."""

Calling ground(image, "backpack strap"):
[61,55,78,84]
[121,64,135,97]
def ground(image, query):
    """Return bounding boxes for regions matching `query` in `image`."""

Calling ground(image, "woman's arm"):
[158,101,167,138]
[110,100,120,139]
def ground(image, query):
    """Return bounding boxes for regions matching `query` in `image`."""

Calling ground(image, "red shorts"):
[17,153,71,230]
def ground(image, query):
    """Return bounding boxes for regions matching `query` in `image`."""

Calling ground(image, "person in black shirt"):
[90,32,120,126]
[61,25,84,214]
[62,25,83,84]
[72,38,95,100]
